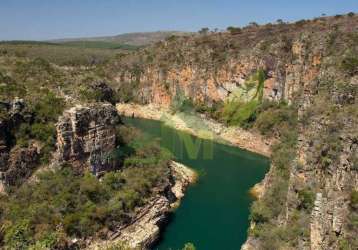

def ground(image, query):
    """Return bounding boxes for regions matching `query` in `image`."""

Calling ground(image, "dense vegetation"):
[170,69,271,129]
[14,91,66,164]
[0,126,172,249]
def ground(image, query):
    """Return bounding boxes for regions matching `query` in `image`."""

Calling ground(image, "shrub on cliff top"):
[0,139,171,248]
[32,91,65,123]
[348,12,355,17]
[0,80,26,101]
[227,26,242,34]
[14,122,56,164]
[78,81,117,104]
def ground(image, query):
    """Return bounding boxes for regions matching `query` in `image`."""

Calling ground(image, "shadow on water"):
[123,117,270,250]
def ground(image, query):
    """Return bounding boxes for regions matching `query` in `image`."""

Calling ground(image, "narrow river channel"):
[123,117,269,250]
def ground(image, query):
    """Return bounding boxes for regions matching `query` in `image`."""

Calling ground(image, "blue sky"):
[0,0,357,40]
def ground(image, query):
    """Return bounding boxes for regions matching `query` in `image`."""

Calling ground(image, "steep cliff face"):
[108,14,358,249]
[285,77,358,249]
[239,27,357,249]
[56,103,121,174]
[108,15,357,109]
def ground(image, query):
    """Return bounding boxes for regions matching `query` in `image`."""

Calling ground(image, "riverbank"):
[117,103,273,249]
[87,161,197,250]
[123,116,271,249]
[116,103,273,157]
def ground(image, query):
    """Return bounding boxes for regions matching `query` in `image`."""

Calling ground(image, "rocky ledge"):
[56,103,121,173]
[87,161,197,250]
[116,103,273,157]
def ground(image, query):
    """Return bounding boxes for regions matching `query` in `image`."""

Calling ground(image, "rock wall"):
[56,103,121,174]
[87,161,197,250]
[110,16,357,108]
[110,15,358,249]
[0,98,39,191]
[134,41,322,107]
[0,146,39,189]
[242,44,357,249]
[288,102,358,249]
[116,57,284,107]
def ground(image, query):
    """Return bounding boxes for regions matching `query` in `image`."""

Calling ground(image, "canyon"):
[109,15,358,249]
[55,104,197,249]
[0,13,356,250]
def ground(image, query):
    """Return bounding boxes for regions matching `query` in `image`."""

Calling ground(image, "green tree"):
[227,26,241,34]
[347,12,355,17]
[198,27,209,35]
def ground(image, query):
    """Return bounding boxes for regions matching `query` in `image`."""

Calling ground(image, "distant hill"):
[51,31,192,46]
[0,31,192,53]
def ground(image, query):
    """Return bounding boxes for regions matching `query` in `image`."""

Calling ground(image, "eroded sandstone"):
[87,161,196,250]
[56,103,121,174]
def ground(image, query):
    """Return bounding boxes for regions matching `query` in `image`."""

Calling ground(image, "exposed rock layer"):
[56,103,121,173]
[109,18,358,107]
[87,161,196,250]
[242,36,357,250]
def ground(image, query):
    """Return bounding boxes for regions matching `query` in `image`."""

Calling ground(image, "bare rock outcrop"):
[88,161,197,250]
[0,145,39,191]
[56,103,121,174]
[240,20,358,249]
[0,98,38,191]
[55,104,199,249]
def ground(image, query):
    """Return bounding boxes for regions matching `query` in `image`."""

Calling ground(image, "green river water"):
[123,117,270,250]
